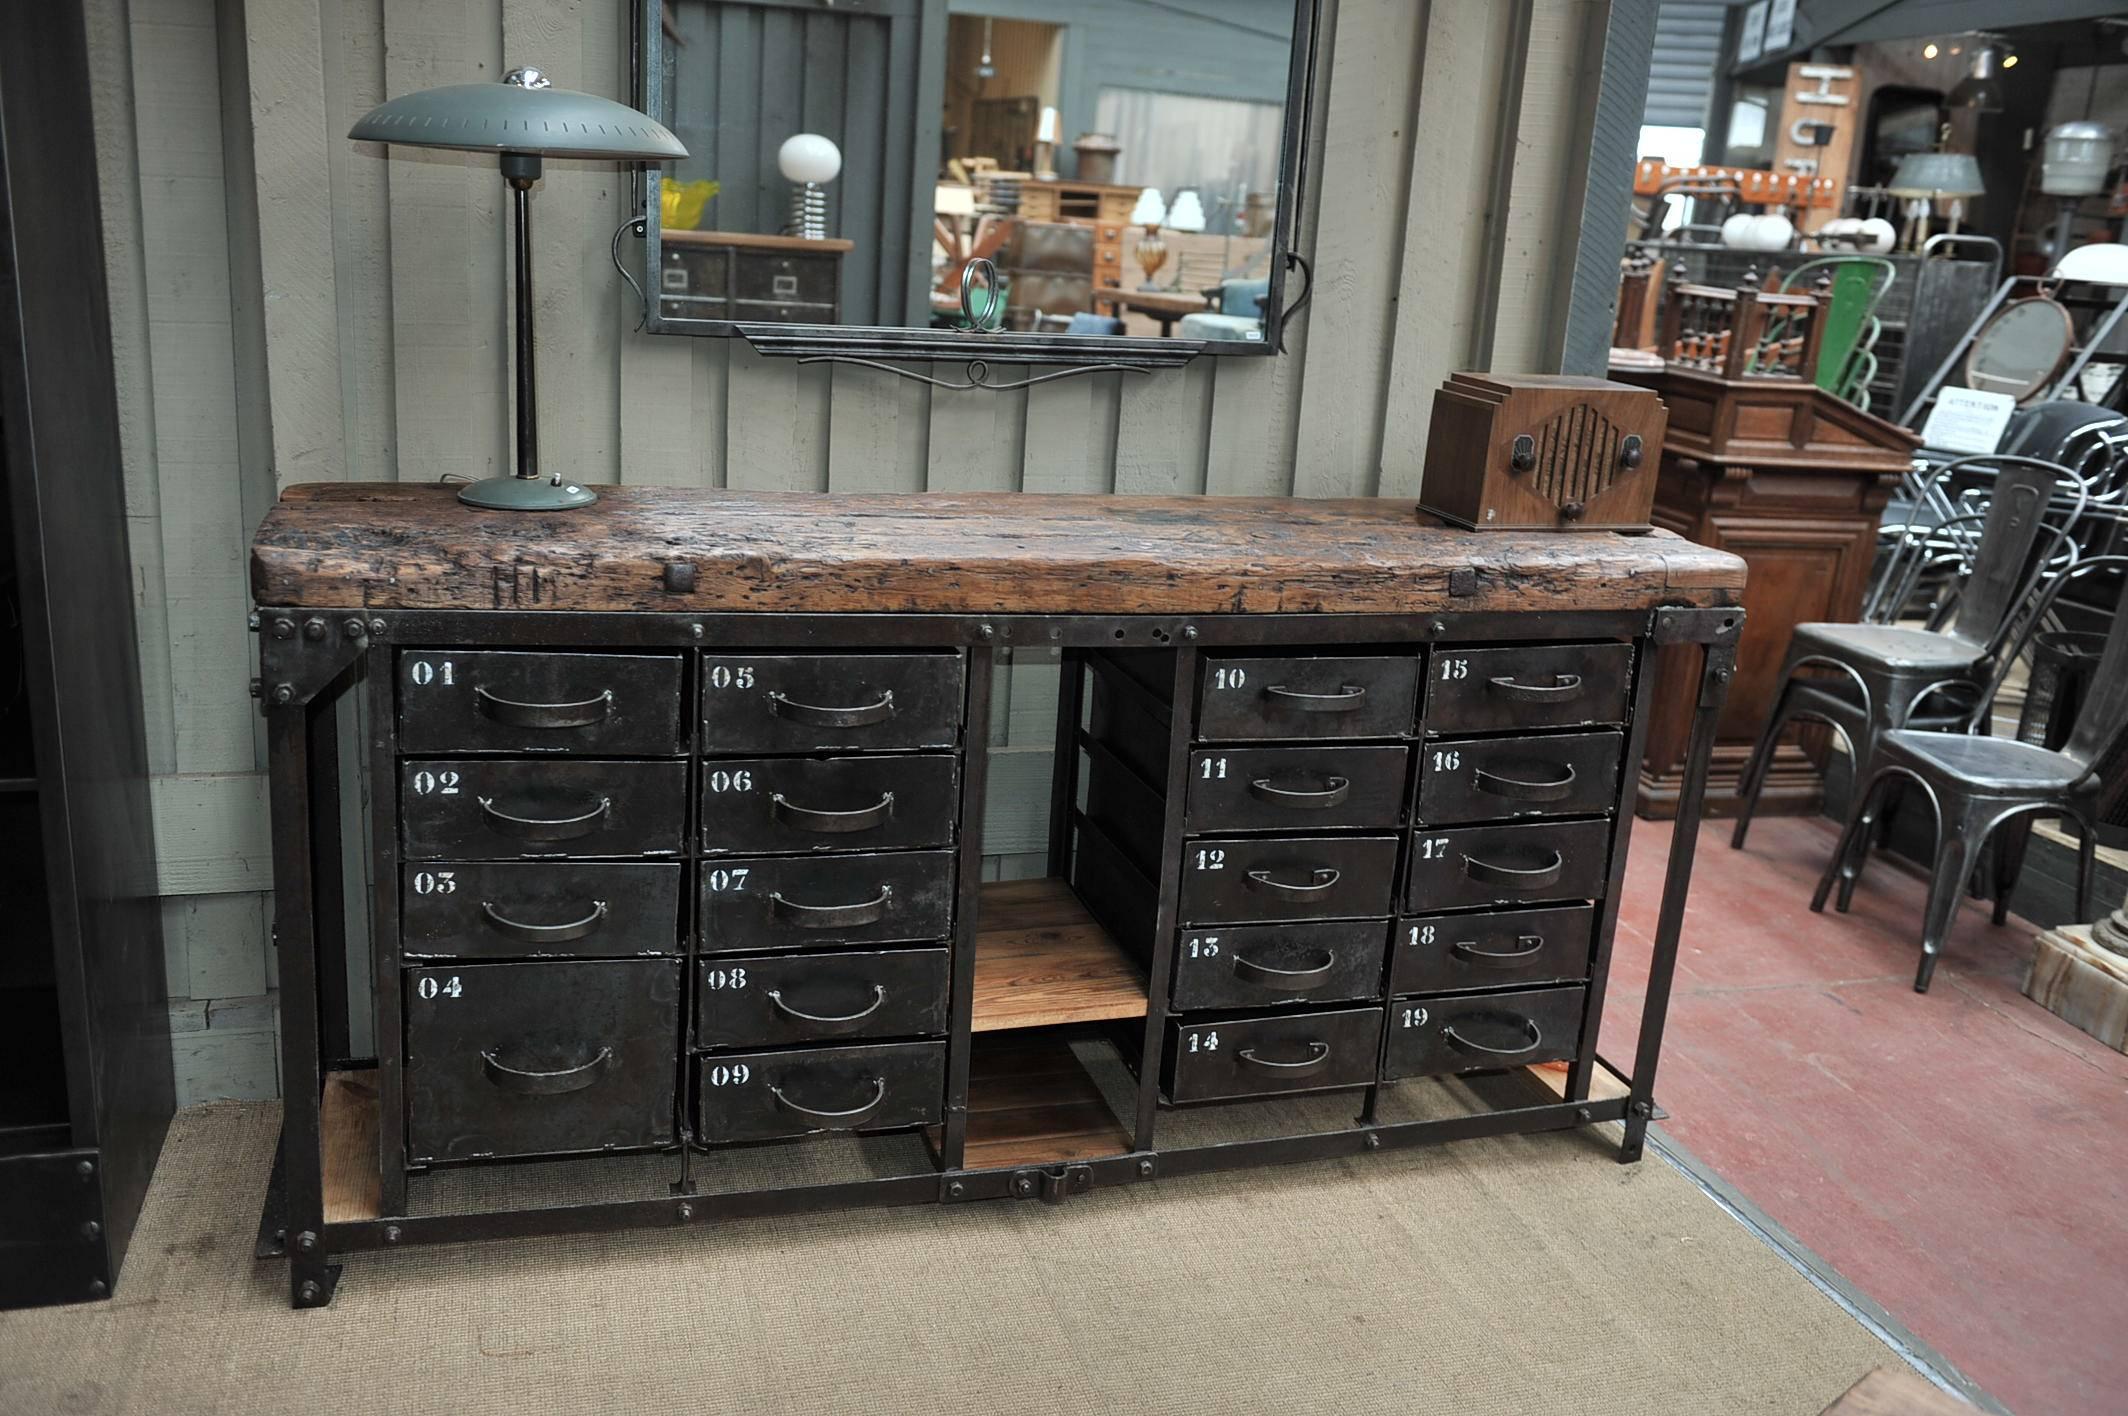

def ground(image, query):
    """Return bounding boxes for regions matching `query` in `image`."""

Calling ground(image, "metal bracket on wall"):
[250,609,374,710]
[794,355,1156,392]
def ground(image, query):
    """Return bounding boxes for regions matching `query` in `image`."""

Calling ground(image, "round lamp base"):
[457,475,597,511]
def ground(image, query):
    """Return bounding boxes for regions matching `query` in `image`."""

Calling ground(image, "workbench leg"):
[1621,628,1737,1165]
[269,704,339,1306]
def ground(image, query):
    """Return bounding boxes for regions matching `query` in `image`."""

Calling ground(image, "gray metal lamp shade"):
[350,68,687,511]
[1886,152,1985,199]
[348,69,685,161]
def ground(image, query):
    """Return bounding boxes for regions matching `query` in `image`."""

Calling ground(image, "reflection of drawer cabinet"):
[658,230,850,325]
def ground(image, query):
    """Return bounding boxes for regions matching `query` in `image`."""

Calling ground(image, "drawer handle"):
[770,1075,887,1124]
[767,984,887,1026]
[1247,775,1351,809]
[1262,683,1368,713]
[480,1045,611,1096]
[1486,672,1583,702]
[1231,950,1336,989]
[478,898,609,944]
[473,685,614,730]
[1473,762,1578,803]
[1462,850,1564,891]
[477,795,611,842]
[1443,1016,1544,1059]
[770,791,896,834]
[767,689,896,729]
[1245,866,1342,894]
[1450,933,1545,967]
[769,884,893,928]
[1237,1041,1331,1074]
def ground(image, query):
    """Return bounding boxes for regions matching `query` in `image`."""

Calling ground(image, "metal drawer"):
[1413,731,1624,825]
[731,252,841,304]
[399,759,687,860]
[1163,1006,1383,1103]
[400,861,683,960]
[700,849,956,954]
[1422,643,1633,734]
[1180,834,1398,925]
[1406,819,1612,912]
[699,753,958,855]
[1186,745,1409,832]
[696,947,949,1048]
[700,653,964,753]
[1390,905,1594,995]
[404,959,679,1165]
[696,1040,945,1144]
[1195,655,1419,741]
[1171,920,1390,1010]
[1381,984,1585,1080]
[395,650,684,756]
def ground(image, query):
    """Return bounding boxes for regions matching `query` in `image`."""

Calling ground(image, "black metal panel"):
[395,649,686,756]
[700,652,964,753]
[1405,819,1614,912]
[1186,744,1411,832]
[699,753,958,855]
[1382,985,1586,1081]
[0,1146,108,1307]
[1179,834,1399,924]
[405,959,680,1165]
[400,861,685,960]
[1195,655,1420,741]
[696,947,949,1048]
[1390,905,1595,995]
[1413,731,1624,825]
[398,759,688,860]
[1170,920,1390,1011]
[695,1040,945,1144]
[1162,1006,1383,1103]
[1421,643,1634,735]
[699,849,956,953]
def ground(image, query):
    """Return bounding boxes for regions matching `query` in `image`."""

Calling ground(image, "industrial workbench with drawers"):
[247,485,1744,1306]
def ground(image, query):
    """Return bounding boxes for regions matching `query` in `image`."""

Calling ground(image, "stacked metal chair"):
[1813,555,2128,992]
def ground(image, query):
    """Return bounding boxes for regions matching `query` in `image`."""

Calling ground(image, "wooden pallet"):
[2024,924,2128,1055]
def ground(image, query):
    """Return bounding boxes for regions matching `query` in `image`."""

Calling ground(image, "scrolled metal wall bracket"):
[793,355,1155,392]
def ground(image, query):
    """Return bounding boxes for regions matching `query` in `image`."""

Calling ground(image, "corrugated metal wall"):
[1645,2,1727,129]
[84,0,1637,1102]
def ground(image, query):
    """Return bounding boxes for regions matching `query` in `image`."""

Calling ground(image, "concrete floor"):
[1603,815,2128,1416]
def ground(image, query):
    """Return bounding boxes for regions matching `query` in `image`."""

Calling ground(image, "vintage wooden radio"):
[1418,373,1667,531]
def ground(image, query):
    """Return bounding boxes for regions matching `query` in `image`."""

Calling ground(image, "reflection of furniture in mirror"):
[1181,279,1273,343]
[660,230,853,325]
[1002,221,1094,331]
[640,0,1315,362]
[1093,287,1209,338]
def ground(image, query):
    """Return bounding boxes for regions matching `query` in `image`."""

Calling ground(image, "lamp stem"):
[510,174,539,482]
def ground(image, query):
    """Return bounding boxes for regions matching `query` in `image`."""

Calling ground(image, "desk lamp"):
[348,68,686,510]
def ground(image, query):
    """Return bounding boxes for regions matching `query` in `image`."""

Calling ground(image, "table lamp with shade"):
[1886,150,1984,251]
[779,134,843,241]
[1129,187,1168,287]
[348,68,686,510]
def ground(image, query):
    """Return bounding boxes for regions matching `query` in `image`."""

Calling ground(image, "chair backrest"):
[1945,461,2065,647]
[2005,399,2123,462]
[2043,557,2128,771]
[1780,257,1895,405]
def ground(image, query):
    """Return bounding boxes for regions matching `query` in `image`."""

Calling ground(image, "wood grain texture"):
[969,879,1147,1032]
[253,482,1746,614]
[321,1070,383,1223]
[931,1033,1130,1170]
[2024,926,2128,1056]
[1818,1366,1973,1415]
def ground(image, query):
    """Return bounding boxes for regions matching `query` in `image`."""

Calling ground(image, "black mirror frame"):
[630,0,1319,368]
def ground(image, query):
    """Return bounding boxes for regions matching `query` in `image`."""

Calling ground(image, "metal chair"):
[1778,256,1895,411]
[1732,460,2072,849]
[1810,555,2128,992]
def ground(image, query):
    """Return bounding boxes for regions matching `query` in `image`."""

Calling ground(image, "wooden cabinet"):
[1016,180,1139,295]
[248,486,1745,1306]
[658,230,853,325]
[1617,364,1918,818]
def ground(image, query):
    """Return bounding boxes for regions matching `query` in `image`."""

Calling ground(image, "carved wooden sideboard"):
[1616,364,1918,818]
[248,485,1744,1306]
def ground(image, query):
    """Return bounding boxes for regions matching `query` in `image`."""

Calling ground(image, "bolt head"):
[1576,1107,1592,1123]
[1183,625,1199,640]
[295,1230,317,1252]
[368,618,386,634]
[271,618,295,639]
[1014,1177,1033,1195]
[302,617,328,641]
[298,1280,322,1304]
[1431,620,1448,636]
[344,618,367,638]
[677,1202,695,1221]
[690,624,705,640]
[948,1181,965,1197]
[87,1279,109,1298]
[978,623,996,640]
[80,1219,102,1241]
[1364,1134,1381,1150]
[247,612,261,631]
[272,684,295,705]
[1137,1159,1154,1177]
[384,1224,402,1244]
[75,1159,95,1180]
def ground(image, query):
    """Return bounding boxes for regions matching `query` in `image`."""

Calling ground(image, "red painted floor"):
[1605,815,2128,1416]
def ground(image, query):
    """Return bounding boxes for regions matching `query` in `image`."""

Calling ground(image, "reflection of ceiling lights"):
[1950,33,2012,112]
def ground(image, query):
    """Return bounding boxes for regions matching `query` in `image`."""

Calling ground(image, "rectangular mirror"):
[635,0,1317,366]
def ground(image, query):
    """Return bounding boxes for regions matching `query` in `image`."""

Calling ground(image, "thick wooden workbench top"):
[250,483,1745,615]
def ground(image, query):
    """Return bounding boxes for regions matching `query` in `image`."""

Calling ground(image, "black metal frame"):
[253,604,1738,1306]
[629,0,1322,366]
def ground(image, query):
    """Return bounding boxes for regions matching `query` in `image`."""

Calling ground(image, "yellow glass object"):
[660,177,718,230]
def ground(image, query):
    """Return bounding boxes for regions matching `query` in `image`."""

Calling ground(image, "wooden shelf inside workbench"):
[970,878,1148,1032]
[934,1032,1132,1170]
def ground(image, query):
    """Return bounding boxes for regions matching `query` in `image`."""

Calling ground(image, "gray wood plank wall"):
[84,0,1639,1101]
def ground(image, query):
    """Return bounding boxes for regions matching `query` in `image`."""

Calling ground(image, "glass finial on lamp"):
[779,134,843,241]
[1130,187,1168,288]
[349,67,686,510]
